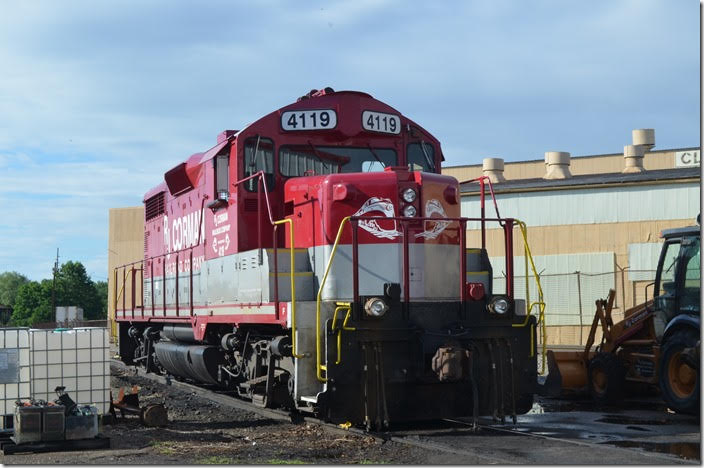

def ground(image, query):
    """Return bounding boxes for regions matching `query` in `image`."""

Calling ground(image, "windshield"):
[279,146,397,176]
[407,142,435,172]
[658,240,682,297]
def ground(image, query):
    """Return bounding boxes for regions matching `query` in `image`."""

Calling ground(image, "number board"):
[362,110,401,135]
[281,109,337,131]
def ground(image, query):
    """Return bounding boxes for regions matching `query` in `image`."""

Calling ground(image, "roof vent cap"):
[543,151,572,179]
[482,157,506,183]
[623,144,646,173]
[632,129,655,148]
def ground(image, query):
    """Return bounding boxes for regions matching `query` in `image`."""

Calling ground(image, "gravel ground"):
[1,367,464,465]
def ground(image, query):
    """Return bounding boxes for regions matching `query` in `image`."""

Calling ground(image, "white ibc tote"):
[29,327,110,414]
[0,328,31,419]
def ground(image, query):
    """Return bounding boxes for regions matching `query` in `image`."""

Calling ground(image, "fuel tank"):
[153,341,225,385]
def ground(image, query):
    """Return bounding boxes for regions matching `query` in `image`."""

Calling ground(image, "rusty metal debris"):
[431,346,470,382]
[109,386,168,427]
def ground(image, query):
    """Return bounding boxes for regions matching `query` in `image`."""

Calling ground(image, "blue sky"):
[0,0,699,281]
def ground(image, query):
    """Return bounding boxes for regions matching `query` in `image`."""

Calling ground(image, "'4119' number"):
[281,109,337,131]
[362,110,401,135]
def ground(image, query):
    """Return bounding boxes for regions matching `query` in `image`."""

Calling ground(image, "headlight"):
[364,297,389,317]
[489,296,510,315]
[402,205,417,217]
[401,188,417,203]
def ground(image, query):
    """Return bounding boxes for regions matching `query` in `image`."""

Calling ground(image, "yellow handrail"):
[273,218,304,359]
[316,216,352,382]
[511,219,547,372]
[332,302,355,365]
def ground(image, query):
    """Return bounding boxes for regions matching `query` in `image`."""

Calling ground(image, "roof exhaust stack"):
[623,129,654,173]
[623,144,646,173]
[482,157,506,183]
[543,151,572,179]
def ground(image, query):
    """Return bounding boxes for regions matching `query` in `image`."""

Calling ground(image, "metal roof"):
[661,225,701,240]
[446,146,700,170]
[460,167,701,194]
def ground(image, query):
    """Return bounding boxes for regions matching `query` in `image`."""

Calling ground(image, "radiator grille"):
[244,198,258,212]
[144,231,150,255]
[145,192,165,220]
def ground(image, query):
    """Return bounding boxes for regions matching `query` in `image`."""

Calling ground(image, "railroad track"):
[110,360,697,465]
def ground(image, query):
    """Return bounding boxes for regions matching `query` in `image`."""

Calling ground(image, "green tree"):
[11,281,52,326]
[10,261,107,325]
[55,261,104,320]
[94,281,108,320]
[0,271,29,307]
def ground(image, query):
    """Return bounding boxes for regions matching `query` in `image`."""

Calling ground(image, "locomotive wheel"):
[659,329,700,415]
[588,352,625,403]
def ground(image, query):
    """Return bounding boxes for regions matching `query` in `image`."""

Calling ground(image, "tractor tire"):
[588,352,626,403]
[659,328,700,415]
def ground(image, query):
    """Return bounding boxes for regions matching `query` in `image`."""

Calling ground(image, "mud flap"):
[536,350,563,397]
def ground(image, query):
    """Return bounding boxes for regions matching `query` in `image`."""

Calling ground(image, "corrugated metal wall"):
[490,252,615,326]
[628,242,663,281]
[461,183,699,228]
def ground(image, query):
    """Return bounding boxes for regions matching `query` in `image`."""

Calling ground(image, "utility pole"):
[51,248,59,324]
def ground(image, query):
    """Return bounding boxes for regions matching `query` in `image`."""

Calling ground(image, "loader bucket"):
[536,350,563,397]
[537,350,593,397]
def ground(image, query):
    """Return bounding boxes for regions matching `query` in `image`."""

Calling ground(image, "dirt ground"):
[1,366,462,465]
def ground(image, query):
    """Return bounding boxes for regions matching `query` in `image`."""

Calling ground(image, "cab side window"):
[214,153,229,200]
[244,137,275,192]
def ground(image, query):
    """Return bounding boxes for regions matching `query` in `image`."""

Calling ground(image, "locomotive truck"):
[114,87,539,429]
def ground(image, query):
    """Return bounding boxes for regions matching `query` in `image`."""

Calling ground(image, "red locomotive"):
[115,88,537,428]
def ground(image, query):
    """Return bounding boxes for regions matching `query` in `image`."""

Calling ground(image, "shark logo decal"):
[353,197,402,239]
[415,199,452,239]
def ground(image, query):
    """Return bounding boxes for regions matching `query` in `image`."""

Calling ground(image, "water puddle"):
[533,394,674,412]
[604,440,701,461]
[597,415,669,426]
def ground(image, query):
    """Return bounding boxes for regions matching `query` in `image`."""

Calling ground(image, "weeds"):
[198,455,236,464]
[149,440,179,456]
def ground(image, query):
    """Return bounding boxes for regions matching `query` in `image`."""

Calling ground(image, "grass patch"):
[360,460,388,465]
[198,455,236,464]
[149,440,179,456]
[266,459,306,464]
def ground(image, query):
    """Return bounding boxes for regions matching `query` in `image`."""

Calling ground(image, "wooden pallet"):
[1,435,110,455]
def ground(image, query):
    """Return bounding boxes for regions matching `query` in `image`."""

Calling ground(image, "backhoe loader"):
[543,223,700,415]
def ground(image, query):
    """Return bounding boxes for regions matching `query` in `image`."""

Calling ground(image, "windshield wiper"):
[366,144,386,171]
[307,141,351,173]
[306,140,332,173]
[419,139,435,172]
[249,134,262,171]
